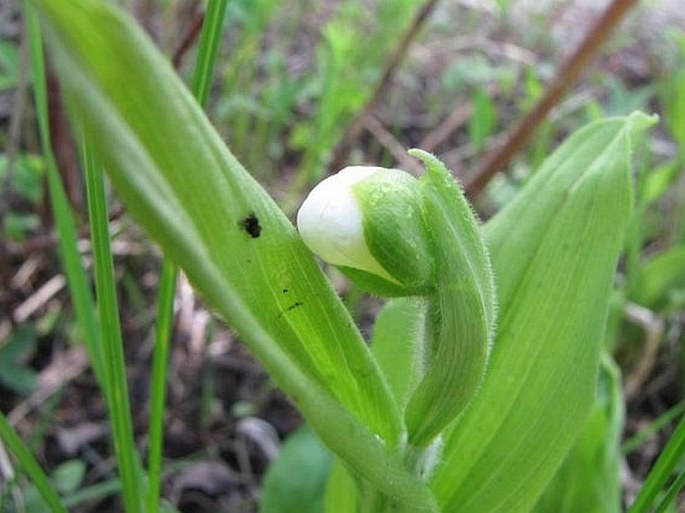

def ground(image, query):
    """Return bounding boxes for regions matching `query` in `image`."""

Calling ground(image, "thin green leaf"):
[24,3,106,393]
[431,112,657,513]
[622,402,685,455]
[191,0,228,108]
[147,260,175,512]
[653,467,685,513]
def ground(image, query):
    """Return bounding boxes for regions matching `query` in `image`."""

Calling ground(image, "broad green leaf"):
[431,112,656,512]
[532,354,624,513]
[31,0,437,508]
[260,425,332,513]
[53,460,87,495]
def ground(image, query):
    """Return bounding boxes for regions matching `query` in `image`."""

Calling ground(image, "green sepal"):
[338,266,432,298]
[352,169,434,295]
[403,149,496,447]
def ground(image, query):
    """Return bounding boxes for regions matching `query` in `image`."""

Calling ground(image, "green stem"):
[191,0,228,108]
[145,259,176,513]
[146,1,228,510]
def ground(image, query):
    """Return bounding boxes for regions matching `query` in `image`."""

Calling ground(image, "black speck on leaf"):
[286,302,303,312]
[239,213,261,238]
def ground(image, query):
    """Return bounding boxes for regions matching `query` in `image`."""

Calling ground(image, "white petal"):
[297,167,395,281]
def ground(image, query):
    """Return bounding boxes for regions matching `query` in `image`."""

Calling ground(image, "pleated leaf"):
[430,112,656,512]
[531,354,624,513]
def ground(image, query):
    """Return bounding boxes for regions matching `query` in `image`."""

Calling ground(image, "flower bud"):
[297,166,433,297]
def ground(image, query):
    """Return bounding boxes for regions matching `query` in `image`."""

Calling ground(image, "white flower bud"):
[297,165,433,296]
[297,166,398,283]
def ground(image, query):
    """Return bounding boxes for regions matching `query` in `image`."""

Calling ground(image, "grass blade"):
[82,141,143,513]
[147,259,175,512]
[191,0,228,108]
[24,3,106,391]
[0,411,67,513]
[628,410,685,513]
[653,467,685,513]
[622,402,685,455]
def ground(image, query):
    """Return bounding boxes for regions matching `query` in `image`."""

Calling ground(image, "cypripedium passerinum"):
[297,164,433,297]
[298,149,497,448]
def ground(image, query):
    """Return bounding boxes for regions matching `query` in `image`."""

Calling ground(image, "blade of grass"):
[627,409,685,513]
[653,467,685,513]
[31,3,145,508]
[24,3,106,393]
[82,140,143,513]
[622,402,685,455]
[0,411,67,513]
[146,260,175,513]
[147,2,227,511]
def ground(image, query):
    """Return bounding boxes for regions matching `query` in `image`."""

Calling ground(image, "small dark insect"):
[239,213,261,238]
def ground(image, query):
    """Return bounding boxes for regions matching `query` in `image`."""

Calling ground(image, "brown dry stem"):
[465,0,641,197]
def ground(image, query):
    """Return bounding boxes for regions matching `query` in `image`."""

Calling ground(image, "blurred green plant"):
[0,324,38,395]
[0,154,44,241]
[0,40,19,92]
[291,0,425,183]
